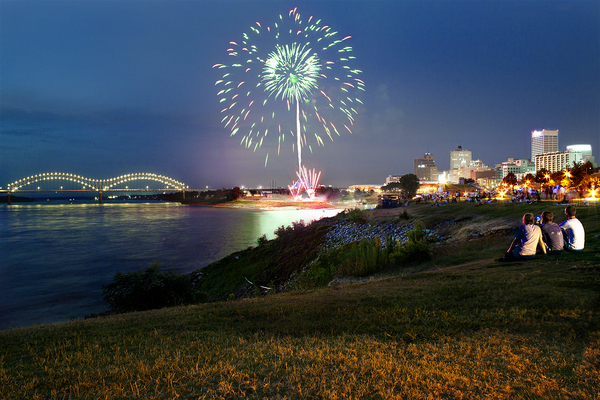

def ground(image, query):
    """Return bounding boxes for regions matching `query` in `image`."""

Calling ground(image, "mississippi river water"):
[0,202,342,330]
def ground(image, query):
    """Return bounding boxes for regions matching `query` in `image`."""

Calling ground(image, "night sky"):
[1,0,598,190]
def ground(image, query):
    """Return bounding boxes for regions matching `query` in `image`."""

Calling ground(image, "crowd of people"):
[497,205,585,262]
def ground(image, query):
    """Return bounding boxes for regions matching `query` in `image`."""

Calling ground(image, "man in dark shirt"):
[540,211,563,255]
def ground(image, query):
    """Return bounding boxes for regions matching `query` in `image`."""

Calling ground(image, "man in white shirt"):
[559,206,585,251]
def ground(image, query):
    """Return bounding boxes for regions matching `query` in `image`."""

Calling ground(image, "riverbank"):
[2,201,599,398]
[184,193,366,211]
[214,196,343,210]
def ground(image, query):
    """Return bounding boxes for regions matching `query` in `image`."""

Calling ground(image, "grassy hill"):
[1,200,599,399]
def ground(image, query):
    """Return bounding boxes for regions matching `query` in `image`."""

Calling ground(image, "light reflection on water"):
[0,202,341,330]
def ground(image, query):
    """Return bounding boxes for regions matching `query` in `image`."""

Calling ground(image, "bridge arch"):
[7,172,189,191]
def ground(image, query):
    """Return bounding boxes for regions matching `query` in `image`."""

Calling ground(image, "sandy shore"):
[209,195,345,211]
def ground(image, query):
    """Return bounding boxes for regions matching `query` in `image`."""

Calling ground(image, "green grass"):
[1,200,599,399]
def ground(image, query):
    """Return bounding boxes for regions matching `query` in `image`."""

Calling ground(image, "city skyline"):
[1,0,598,189]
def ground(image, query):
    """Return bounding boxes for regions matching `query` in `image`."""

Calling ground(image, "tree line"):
[501,161,599,191]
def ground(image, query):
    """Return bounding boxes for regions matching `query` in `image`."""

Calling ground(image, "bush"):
[343,208,367,224]
[399,209,411,220]
[292,220,306,233]
[274,224,293,239]
[335,239,383,277]
[274,220,307,240]
[391,223,432,265]
[297,224,432,287]
[297,236,389,287]
[102,263,201,313]
[257,234,268,246]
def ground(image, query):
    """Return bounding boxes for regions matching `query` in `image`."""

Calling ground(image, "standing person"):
[540,211,563,255]
[559,206,585,251]
[497,213,546,261]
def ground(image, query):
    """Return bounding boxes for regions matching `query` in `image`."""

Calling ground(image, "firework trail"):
[213,7,364,171]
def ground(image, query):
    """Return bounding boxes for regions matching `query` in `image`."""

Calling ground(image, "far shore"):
[184,194,365,211]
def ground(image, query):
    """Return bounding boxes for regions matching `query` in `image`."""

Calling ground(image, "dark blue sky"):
[1,0,598,189]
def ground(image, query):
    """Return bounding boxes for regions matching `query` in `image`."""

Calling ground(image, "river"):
[0,202,342,330]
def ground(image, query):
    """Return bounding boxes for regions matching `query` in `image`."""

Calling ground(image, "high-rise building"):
[535,151,582,173]
[531,129,558,163]
[566,144,595,166]
[450,146,472,170]
[535,145,595,173]
[414,152,438,181]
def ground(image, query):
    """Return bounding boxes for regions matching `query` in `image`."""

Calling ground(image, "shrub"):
[274,220,307,240]
[343,208,367,224]
[391,223,432,265]
[298,224,432,287]
[399,209,411,220]
[292,220,306,233]
[102,263,201,313]
[294,261,335,289]
[334,239,383,277]
[257,234,268,246]
[274,224,293,239]
[299,236,390,287]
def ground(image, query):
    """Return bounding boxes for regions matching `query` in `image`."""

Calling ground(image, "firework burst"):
[213,8,364,171]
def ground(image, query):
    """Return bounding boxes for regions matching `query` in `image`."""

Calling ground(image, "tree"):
[354,188,364,200]
[381,182,402,192]
[399,173,420,198]
[502,172,517,187]
[534,168,550,186]
[521,173,535,184]
[567,161,595,189]
[231,186,243,199]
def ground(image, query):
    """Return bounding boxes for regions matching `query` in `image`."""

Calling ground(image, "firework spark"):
[288,166,321,200]
[213,8,364,171]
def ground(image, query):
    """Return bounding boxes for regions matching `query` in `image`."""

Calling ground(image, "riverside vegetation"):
[1,201,599,399]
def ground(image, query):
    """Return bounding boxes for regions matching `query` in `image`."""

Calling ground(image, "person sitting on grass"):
[559,205,585,251]
[497,213,546,262]
[540,211,564,255]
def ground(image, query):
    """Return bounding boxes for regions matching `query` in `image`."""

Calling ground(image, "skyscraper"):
[450,146,472,170]
[414,152,438,181]
[531,129,559,161]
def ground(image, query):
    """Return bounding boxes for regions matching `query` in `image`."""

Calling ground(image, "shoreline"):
[183,195,354,211]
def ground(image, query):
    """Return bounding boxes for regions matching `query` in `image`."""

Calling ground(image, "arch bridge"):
[7,172,189,192]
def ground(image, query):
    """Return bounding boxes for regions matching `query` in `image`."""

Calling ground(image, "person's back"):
[497,213,546,262]
[559,206,585,251]
[513,223,543,258]
[540,211,563,254]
